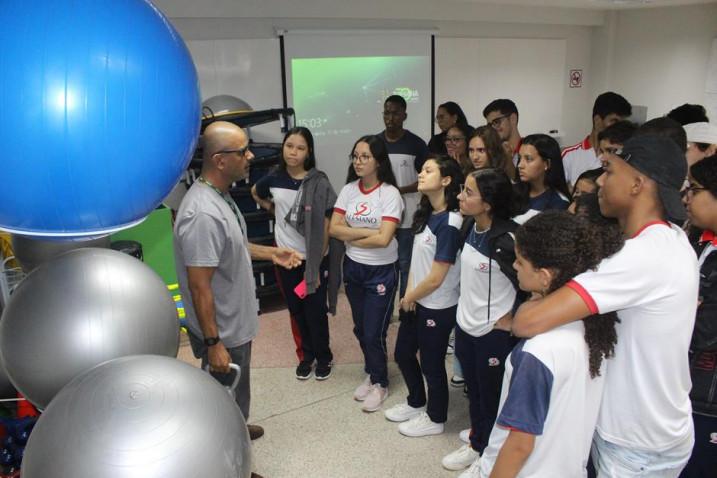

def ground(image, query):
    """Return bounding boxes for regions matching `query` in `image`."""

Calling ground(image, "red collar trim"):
[631,220,670,239]
[359,180,382,195]
[582,135,591,150]
[513,137,523,155]
[700,230,717,246]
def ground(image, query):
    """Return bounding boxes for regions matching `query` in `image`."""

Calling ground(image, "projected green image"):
[292,55,427,138]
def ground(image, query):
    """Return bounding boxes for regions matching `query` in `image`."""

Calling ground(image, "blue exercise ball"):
[0,0,200,237]
[22,355,252,478]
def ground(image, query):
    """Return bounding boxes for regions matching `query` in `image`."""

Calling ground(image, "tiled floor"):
[177,292,473,478]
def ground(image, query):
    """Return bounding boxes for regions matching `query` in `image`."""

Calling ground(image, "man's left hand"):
[272,248,303,269]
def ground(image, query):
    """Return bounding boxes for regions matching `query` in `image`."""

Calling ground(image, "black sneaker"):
[315,362,333,381]
[296,361,313,380]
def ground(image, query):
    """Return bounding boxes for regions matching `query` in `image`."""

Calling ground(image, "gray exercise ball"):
[22,355,252,478]
[0,248,179,409]
[0,352,16,399]
[202,94,252,116]
[11,233,111,273]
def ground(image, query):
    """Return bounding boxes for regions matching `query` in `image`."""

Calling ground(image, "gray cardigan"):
[284,168,343,314]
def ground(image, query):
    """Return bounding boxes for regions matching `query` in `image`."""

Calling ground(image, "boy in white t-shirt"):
[473,211,620,478]
[512,134,699,477]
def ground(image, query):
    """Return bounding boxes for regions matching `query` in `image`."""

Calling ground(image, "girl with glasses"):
[445,124,474,175]
[442,168,524,474]
[428,101,471,155]
[329,135,402,413]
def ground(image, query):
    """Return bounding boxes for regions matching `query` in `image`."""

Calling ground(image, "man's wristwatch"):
[203,336,221,346]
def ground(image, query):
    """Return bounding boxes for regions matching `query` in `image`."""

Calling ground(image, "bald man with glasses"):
[174,121,301,478]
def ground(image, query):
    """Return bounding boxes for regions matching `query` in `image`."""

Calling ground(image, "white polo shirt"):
[410,211,463,309]
[568,221,698,452]
[333,180,403,266]
[479,321,605,477]
[562,136,600,187]
[456,226,517,337]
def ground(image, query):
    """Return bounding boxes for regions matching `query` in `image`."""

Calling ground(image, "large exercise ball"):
[0,0,200,237]
[22,355,251,478]
[11,234,111,273]
[0,248,179,409]
[0,353,17,400]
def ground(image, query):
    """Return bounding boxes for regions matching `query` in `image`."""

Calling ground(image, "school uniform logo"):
[426,319,436,327]
[355,202,370,216]
[710,433,717,445]
[349,202,378,224]
[488,358,501,367]
[376,284,386,295]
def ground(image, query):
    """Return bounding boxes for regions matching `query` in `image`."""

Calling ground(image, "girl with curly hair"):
[475,210,620,478]
[383,155,465,437]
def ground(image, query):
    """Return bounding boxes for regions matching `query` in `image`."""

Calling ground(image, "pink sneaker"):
[353,375,372,401]
[361,384,388,412]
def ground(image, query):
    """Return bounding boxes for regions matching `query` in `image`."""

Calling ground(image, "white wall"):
[596,3,717,119]
[157,0,717,149]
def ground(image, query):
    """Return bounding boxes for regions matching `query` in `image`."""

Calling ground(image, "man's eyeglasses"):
[488,114,510,128]
[216,145,250,157]
[685,184,707,196]
[445,136,466,144]
[349,153,373,163]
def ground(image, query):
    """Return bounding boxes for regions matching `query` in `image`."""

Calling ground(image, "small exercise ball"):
[202,95,253,117]
[0,248,179,409]
[22,355,252,478]
[11,234,111,273]
[0,0,200,237]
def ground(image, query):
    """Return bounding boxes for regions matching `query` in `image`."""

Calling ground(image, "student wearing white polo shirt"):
[378,95,429,309]
[252,127,336,381]
[562,92,632,190]
[383,155,464,437]
[442,169,524,473]
[330,135,403,413]
[473,211,620,478]
[512,135,698,477]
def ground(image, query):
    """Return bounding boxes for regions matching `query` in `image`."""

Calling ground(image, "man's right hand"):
[207,342,231,373]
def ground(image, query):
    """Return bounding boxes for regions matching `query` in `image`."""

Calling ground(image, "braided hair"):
[515,210,621,378]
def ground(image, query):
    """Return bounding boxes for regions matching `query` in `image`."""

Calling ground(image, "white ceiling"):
[452,0,716,8]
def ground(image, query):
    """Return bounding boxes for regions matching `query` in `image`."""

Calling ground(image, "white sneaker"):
[459,428,471,444]
[353,375,372,401]
[457,455,482,478]
[361,384,388,412]
[398,412,444,437]
[442,444,480,471]
[384,402,425,422]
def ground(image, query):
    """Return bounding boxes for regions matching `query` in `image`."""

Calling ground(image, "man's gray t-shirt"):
[173,182,258,348]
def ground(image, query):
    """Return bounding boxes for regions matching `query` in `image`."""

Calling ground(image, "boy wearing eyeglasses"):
[482,99,522,168]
